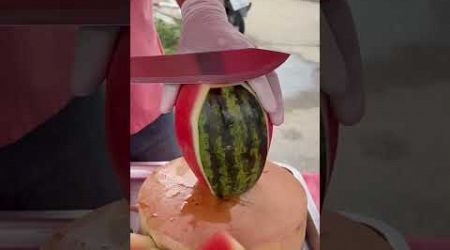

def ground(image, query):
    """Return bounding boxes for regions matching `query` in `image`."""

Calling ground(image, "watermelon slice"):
[199,232,245,250]
[175,83,272,198]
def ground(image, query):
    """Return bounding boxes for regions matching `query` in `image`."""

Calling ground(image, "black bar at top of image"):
[0,0,129,25]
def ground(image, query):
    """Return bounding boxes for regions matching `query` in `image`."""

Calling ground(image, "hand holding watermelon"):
[159,0,284,126]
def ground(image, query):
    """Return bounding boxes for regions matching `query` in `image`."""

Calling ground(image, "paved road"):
[245,0,320,171]
[268,55,319,172]
[246,0,319,62]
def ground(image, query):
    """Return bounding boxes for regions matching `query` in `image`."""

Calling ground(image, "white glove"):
[160,0,284,125]
[320,4,364,125]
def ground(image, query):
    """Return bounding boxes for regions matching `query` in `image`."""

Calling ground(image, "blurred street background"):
[325,0,450,237]
[154,0,320,172]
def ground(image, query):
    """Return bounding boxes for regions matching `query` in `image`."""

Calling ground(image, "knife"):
[131,48,289,84]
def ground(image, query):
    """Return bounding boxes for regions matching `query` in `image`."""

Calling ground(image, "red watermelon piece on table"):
[200,232,245,250]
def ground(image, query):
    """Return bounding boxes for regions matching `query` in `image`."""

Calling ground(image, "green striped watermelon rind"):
[190,83,271,198]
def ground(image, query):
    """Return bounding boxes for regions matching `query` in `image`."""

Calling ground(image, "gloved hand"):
[320,2,364,125]
[159,0,284,125]
[320,0,364,203]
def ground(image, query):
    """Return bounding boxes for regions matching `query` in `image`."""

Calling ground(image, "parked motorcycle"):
[225,0,252,33]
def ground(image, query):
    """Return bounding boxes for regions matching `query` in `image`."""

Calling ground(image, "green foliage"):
[155,18,181,54]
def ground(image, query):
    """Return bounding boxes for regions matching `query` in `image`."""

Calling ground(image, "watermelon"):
[199,232,245,250]
[175,83,272,198]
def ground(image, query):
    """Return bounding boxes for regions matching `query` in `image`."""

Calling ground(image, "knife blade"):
[131,48,289,84]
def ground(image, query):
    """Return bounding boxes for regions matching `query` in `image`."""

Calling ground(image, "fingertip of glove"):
[270,110,284,126]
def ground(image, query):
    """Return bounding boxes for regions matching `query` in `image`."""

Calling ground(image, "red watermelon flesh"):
[199,232,245,250]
